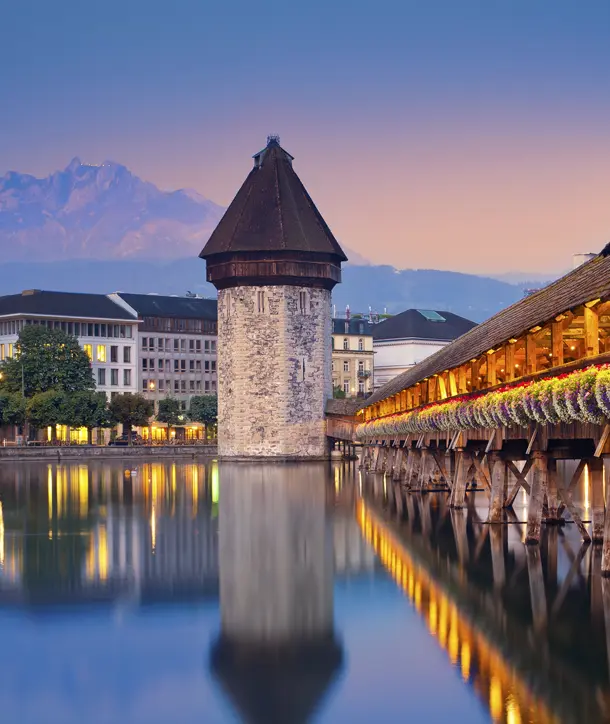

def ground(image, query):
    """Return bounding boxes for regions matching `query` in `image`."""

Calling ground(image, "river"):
[0,458,603,723]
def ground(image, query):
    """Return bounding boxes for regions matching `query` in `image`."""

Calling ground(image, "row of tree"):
[0,324,217,443]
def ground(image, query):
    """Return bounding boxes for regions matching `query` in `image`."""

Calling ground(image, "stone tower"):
[200,136,347,459]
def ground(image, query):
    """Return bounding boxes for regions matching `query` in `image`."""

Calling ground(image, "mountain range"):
[0,158,224,260]
[0,158,557,322]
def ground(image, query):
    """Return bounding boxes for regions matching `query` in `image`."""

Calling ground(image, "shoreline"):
[0,445,218,462]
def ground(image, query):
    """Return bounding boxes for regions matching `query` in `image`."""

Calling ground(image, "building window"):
[98,368,106,386]
[196,360,201,371]
[142,359,148,371]
[343,338,349,351]
[124,346,131,363]
[158,380,165,392]
[96,345,106,363]
[359,381,365,394]
[189,360,194,371]
[83,344,92,360]
[211,341,216,353]
[180,339,186,352]
[174,339,179,352]
[110,345,118,363]
[158,338,164,351]
[190,380,195,392]
[174,360,179,373]
[257,290,265,313]
[148,338,155,351]
[149,358,155,371]
[174,380,180,393]
[189,339,195,352]
[141,337,148,351]
[343,380,350,395]
[180,359,186,372]
[204,340,210,353]
[205,381,210,393]
[211,381,217,392]
[331,360,335,372]
[343,360,349,372]
[358,338,364,351]
[123,369,131,387]
[196,340,201,352]
[299,290,308,314]
[142,379,148,391]
[111,369,119,386]
[211,361,217,373]
[196,380,201,392]
[205,360,210,373]
[181,380,186,393]
[358,360,364,373]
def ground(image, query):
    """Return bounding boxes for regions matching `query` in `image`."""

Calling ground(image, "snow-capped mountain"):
[0,158,225,260]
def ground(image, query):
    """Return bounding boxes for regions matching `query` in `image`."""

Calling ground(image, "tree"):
[189,395,218,438]
[0,326,94,397]
[2,394,26,429]
[157,397,182,441]
[333,385,346,399]
[109,393,153,444]
[61,391,110,444]
[26,390,66,439]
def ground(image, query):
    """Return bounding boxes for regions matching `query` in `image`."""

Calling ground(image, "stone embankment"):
[0,445,218,461]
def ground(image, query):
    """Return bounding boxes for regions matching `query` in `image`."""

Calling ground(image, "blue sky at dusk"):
[2,0,610,273]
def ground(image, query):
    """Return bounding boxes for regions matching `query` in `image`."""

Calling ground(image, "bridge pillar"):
[392,448,405,481]
[386,445,397,477]
[526,451,548,544]
[407,449,422,489]
[487,453,505,523]
[449,449,469,509]
[590,457,605,543]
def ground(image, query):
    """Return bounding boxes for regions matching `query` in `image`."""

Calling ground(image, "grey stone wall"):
[218,285,332,458]
[0,446,217,461]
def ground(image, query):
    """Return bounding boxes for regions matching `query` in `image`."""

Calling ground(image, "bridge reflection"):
[356,475,610,724]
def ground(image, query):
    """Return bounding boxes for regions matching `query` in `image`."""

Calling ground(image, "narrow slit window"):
[257,291,265,313]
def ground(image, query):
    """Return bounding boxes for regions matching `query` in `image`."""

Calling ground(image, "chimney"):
[573,252,595,269]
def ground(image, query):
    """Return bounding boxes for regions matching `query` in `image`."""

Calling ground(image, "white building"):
[0,289,139,401]
[109,293,218,416]
[372,309,477,389]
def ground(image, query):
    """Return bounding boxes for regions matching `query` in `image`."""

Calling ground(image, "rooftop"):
[332,318,373,336]
[371,309,477,342]
[115,293,217,320]
[200,137,347,262]
[0,290,136,321]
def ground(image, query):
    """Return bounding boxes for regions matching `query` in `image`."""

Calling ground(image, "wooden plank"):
[525,454,547,544]
[472,454,491,491]
[526,333,537,376]
[595,424,610,457]
[457,365,467,394]
[448,370,458,397]
[505,343,515,382]
[430,448,453,490]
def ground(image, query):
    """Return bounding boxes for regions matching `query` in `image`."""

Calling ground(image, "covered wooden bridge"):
[356,244,610,571]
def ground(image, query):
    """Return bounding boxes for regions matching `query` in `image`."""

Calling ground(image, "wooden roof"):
[200,138,347,262]
[363,246,610,407]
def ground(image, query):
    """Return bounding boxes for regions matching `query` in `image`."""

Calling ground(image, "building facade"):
[372,309,477,389]
[200,136,346,459]
[0,290,139,403]
[110,293,218,414]
[331,318,374,398]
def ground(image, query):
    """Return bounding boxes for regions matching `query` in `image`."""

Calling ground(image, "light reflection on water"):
[0,459,605,723]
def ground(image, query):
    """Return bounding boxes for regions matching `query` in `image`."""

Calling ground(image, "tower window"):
[257,291,265,313]
[299,291,308,314]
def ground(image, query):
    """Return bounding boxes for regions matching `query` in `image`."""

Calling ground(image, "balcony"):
[357,369,371,379]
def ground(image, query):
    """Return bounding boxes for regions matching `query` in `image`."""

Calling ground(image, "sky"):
[2,0,610,274]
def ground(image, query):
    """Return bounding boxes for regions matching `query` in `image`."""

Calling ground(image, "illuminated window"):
[96,345,106,363]
[83,344,92,360]
[343,380,350,395]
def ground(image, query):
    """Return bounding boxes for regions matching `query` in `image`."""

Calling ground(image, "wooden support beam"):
[591,457,605,543]
[449,450,468,508]
[595,424,610,457]
[584,305,600,357]
[505,459,533,506]
[448,370,458,397]
[486,351,497,386]
[505,343,515,382]
[471,454,491,491]
[551,321,564,367]
[457,365,467,394]
[546,457,561,520]
[526,425,539,455]
[557,479,591,542]
[526,334,538,376]
[488,453,505,523]
[392,448,405,481]
[526,452,548,544]
[438,375,447,400]
[430,448,453,491]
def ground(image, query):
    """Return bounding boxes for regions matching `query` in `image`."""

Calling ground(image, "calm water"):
[0,458,605,723]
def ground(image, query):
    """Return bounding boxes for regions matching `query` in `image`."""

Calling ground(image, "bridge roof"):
[363,244,610,407]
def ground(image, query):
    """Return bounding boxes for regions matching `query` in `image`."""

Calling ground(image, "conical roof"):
[200,137,347,261]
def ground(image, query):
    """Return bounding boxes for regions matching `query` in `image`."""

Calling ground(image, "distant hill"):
[0,158,225,260]
[0,259,537,323]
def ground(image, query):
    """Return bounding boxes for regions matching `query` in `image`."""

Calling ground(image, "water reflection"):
[210,464,343,724]
[358,472,610,723]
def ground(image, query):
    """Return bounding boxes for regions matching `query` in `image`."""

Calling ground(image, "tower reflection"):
[210,463,343,724]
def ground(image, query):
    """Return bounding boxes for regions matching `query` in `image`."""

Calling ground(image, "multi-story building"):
[372,309,476,389]
[110,293,218,412]
[331,317,374,398]
[0,290,139,404]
